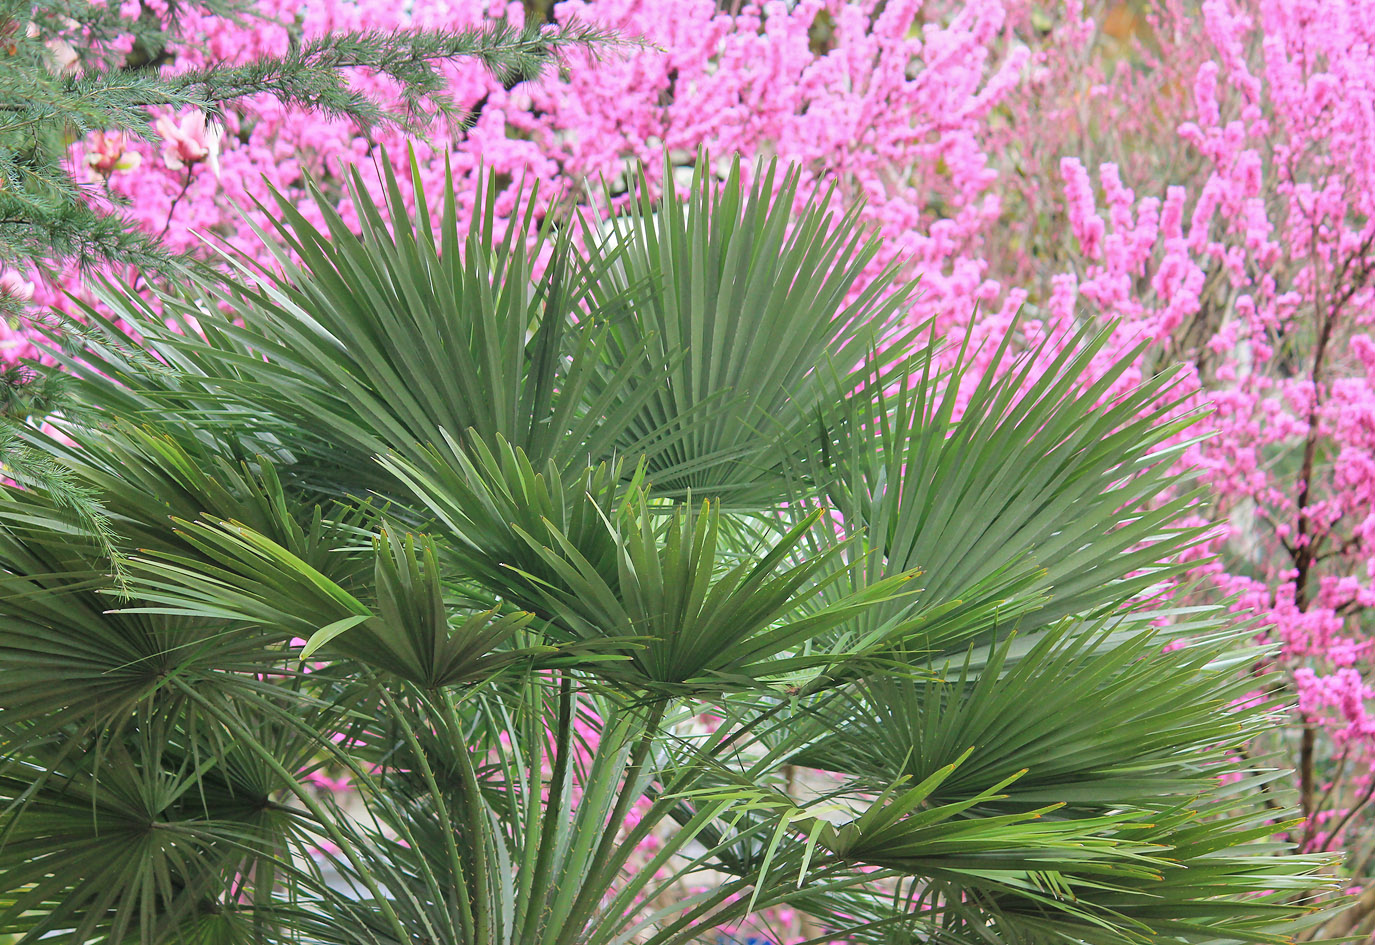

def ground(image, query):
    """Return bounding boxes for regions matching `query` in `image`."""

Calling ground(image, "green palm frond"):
[584,154,924,503]
[378,430,642,611]
[793,322,1209,661]
[506,493,921,694]
[193,150,668,498]
[0,702,322,945]
[0,155,1335,945]
[788,616,1271,809]
[0,488,287,750]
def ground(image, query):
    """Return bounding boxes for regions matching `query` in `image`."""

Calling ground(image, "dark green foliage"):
[0,157,1338,945]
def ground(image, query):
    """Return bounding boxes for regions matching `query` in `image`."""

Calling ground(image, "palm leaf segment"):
[0,153,1334,945]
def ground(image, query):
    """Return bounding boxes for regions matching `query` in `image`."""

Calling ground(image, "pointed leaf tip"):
[301,614,371,658]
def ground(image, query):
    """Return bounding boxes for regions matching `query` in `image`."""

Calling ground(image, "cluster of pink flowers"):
[1017,0,1375,862]
[10,0,1375,933]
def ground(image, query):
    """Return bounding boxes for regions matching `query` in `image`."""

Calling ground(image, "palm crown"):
[0,154,1332,945]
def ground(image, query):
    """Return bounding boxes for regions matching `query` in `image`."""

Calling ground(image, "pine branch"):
[165,19,630,131]
[0,366,128,591]
[0,192,176,274]
[0,10,628,274]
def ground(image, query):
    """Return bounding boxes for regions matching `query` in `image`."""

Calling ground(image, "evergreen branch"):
[0,12,629,274]
[0,365,128,591]
[0,193,178,272]
[163,19,632,131]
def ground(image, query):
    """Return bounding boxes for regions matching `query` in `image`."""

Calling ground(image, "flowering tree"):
[7,0,1375,939]
[999,7,1375,938]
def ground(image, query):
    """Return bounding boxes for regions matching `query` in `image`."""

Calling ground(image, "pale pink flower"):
[45,37,78,75]
[154,112,221,177]
[0,270,35,303]
[84,131,142,179]
[303,770,353,793]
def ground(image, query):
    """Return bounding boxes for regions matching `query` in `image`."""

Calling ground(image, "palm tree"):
[0,155,1333,945]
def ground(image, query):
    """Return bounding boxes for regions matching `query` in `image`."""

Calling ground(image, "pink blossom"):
[154,111,221,177]
[84,131,142,179]
[303,770,353,793]
[0,270,35,303]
